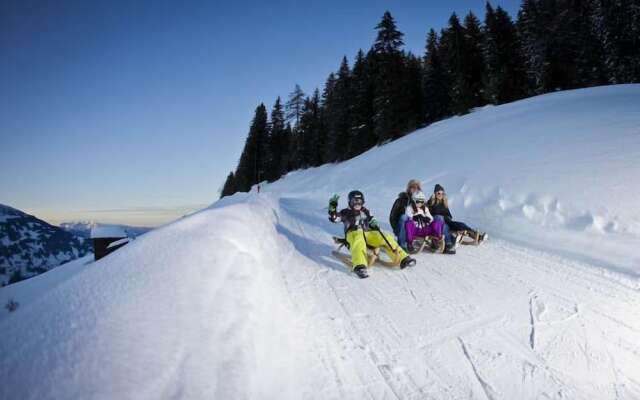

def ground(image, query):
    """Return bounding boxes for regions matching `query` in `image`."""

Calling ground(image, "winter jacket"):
[389,192,409,235]
[427,201,452,221]
[329,207,374,234]
[405,203,434,228]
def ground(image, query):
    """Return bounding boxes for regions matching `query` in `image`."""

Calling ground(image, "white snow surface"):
[1,85,640,399]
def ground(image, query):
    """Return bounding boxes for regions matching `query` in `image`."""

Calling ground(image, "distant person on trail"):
[329,190,416,278]
[389,179,422,250]
[403,191,454,254]
[427,184,487,244]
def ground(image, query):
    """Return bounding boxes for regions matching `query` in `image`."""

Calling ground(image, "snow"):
[0,256,93,323]
[106,237,130,248]
[1,85,640,399]
[90,225,127,239]
[0,215,18,223]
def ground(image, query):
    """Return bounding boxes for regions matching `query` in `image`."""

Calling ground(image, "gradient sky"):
[0,0,520,226]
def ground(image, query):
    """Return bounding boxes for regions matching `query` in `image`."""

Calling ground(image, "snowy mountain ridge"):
[1,85,640,399]
[0,204,92,286]
[60,221,152,238]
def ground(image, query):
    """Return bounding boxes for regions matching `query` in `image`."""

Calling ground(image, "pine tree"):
[483,3,528,104]
[234,103,269,192]
[348,49,376,156]
[291,91,322,169]
[402,52,426,131]
[220,171,237,198]
[296,96,311,168]
[517,0,580,94]
[592,0,640,83]
[372,11,407,142]
[462,12,486,109]
[298,89,327,167]
[440,13,474,115]
[325,56,352,162]
[569,0,607,87]
[372,11,405,54]
[281,122,295,173]
[286,84,306,127]
[321,72,338,162]
[423,29,451,123]
[517,0,548,94]
[265,97,286,182]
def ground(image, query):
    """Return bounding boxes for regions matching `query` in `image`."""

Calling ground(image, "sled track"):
[273,197,640,399]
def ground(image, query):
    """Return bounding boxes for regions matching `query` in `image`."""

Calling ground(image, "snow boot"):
[444,243,457,255]
[353,265,369,279]
[454,232,464,246]
[400,256,416,269]
[478,232,488,244]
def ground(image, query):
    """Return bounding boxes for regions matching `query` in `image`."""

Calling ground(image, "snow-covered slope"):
[0,204,92,285]
[1,85,640,399]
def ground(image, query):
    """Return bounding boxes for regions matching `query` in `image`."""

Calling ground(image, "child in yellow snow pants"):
[345,229,407,269]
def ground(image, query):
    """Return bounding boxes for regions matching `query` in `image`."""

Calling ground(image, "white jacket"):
[405,204,434,227]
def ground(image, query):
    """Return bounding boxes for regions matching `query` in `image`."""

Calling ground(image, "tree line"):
[221,0,640,198]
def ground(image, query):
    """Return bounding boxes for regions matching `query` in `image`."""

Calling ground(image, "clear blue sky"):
[0,0,520,226]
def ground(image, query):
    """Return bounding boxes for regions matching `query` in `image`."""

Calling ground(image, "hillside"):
[0,204,92,286]
[1,85,639,399]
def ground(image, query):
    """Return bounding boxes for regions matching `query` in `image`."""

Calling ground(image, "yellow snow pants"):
[345,229,407,270]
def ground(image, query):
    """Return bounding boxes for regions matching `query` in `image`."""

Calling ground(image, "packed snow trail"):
[2,85,640,399]
[271,195,640,399]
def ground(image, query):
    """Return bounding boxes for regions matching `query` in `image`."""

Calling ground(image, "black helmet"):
[348,190,365,208]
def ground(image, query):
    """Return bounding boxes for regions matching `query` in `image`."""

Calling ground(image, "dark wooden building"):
[91,226,130,261]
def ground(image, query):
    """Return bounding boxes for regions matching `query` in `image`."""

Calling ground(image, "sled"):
[453,230,485,246]
[410,235,446,254]
[332,236,401,269]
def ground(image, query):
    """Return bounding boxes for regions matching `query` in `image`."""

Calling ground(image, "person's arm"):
[424,206,434,223]
[328,194,340,222]
[365,208,379,230]
[405,204,415,219]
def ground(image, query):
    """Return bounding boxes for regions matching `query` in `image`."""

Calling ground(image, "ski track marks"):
[273,197,640,399]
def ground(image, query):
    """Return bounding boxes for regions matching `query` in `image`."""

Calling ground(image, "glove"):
[425,215,433,224]
[413,215,429,227]
[369,217,379,229]
[328,194,339,213]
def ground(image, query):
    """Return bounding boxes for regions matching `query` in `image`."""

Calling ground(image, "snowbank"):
[1,200,306,399]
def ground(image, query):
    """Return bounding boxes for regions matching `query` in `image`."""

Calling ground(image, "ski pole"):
[375,226,399,253]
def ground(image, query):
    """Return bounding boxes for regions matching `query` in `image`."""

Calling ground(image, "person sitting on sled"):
[328,190,416,278]
[427,184,487,244]
[404,191,455,254]
[389,179,422,250]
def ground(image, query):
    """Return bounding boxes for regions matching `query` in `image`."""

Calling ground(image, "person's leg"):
[443,222,454,245]
[432,215,451,245]
[365,230,408,264]
[397,214,409,248]
[345,230,368,270]
[404,219,418,244]
[447,220,474,233]
[426,219,444,238]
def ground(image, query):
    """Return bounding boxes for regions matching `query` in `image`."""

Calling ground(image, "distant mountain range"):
[0,204,92,286]
[60,221,152,239]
